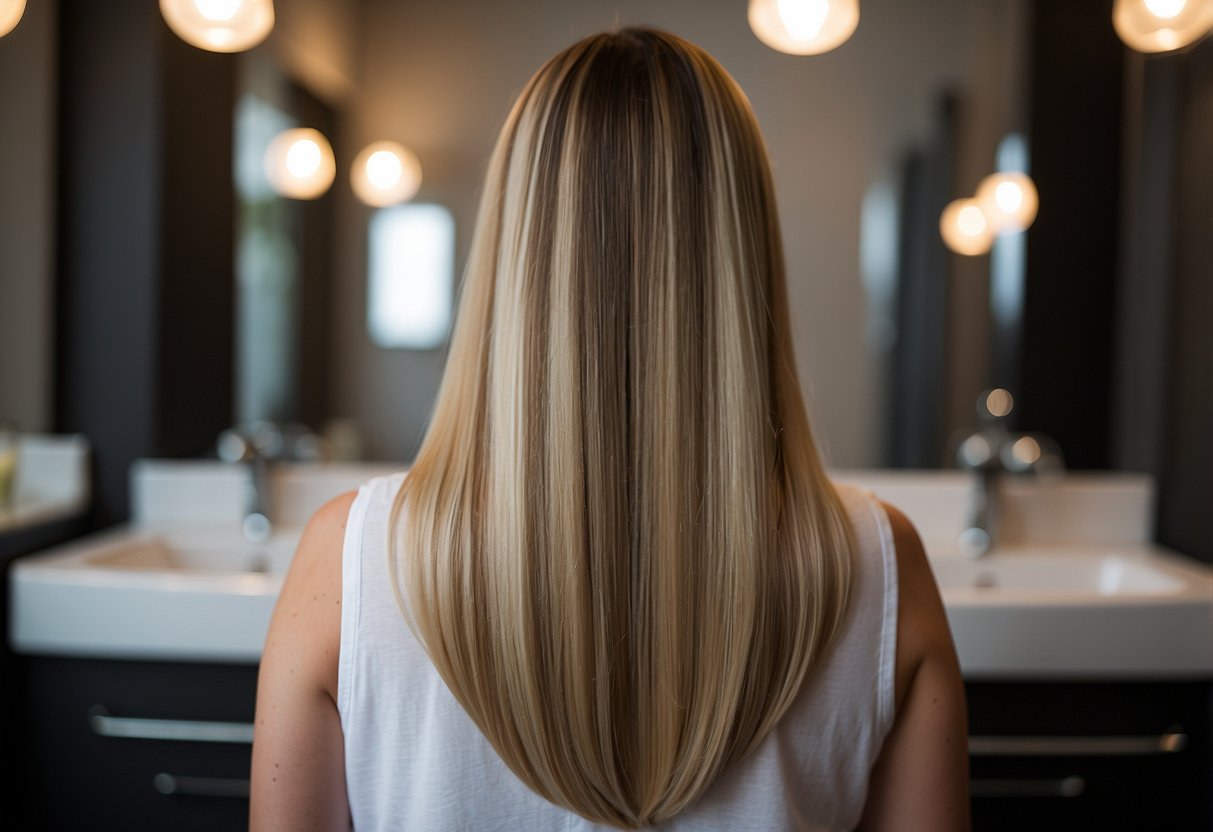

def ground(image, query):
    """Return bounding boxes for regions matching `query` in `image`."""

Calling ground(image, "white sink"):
[930,549,1186,596]
[9,460,399,662]
[10,466,1213,678]
[925,544,1213,679]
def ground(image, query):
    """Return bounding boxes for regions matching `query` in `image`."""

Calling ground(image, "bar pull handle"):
[88,705,254,744]
[971,776,1086,799]
[153,773,250,799]
[969,729,1187,757]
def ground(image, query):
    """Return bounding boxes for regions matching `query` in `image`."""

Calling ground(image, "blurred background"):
[1,0,1208,557]
[2,2,1213,829]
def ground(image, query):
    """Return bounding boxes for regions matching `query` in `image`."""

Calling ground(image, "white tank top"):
[338,472,898,831]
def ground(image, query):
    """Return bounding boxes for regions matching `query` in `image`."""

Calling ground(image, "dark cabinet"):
[967,681,1212,831]
[12,656,257,830]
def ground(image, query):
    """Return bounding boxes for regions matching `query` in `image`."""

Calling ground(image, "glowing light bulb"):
[194,0,242,21]
[285,140,322,178]
[977,171,1039,233]
[1145,0,1187,18]
[940,198,994,256]
[160,0,274,53]
[0,0,26,38]
[1112,0,1213,53]
[352,141,423,207]
[777,0,831,41]
[265,128,335,200]
[957,205,988,236]
[367,151,402,189]
[995,182,1023,213]
[748,0,859,56]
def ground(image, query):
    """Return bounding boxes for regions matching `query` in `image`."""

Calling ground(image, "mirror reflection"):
[1,0,1212,829]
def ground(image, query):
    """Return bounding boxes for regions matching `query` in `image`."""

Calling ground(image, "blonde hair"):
[387,27,853,828]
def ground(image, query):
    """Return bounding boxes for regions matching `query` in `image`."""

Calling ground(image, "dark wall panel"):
[1017,0,1124,468]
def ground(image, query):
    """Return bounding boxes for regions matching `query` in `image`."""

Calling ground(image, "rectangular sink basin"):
[930,551,1186,596]
[928,545,1213,679]
[10,528,297,662]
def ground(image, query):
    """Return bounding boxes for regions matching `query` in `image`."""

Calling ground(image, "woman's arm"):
[250,491,357,831]
[860,501,971,831]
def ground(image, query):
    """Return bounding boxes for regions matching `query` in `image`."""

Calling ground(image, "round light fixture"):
[976,171,1039,233]
[160,0,274,53]
[1112,0,1213,53]
[264,128,336,200]
[940,198,994,256]
[351,141,423,207]
[748,0,860,56]
[0,0,26,38]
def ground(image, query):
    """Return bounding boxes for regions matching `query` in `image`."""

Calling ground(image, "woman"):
[251,27,968,831]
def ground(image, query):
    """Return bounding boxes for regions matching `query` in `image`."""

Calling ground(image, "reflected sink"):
[925,544,1213,679]
[930,551,1186,596]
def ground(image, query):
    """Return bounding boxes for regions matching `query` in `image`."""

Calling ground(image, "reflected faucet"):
[217,421,332,543]
[953,389,1064,558]
[217,423,278,543]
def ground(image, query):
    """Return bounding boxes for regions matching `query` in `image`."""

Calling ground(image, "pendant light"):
[160,0,274,53]
[0,0,25,38]
[748,0,860,56]
[264,128,336,200]
[975,171,1039,234]
[351,142,423,207]
[940,198,994,256]
[1112,0,1213,53]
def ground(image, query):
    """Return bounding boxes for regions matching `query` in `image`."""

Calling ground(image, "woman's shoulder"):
[873,498,960,720]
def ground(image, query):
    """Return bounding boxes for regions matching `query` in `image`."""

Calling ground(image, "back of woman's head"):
[390,27,854,828]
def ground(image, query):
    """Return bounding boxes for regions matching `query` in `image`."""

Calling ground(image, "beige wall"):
[331,0,1027,465]
[0,0,57,433]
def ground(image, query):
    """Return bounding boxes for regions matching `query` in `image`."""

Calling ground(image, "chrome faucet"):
[953,389,1064,557]
[217,423,279,543]
[216,421,331,543]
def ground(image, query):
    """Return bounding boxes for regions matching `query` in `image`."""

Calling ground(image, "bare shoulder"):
[251,490,358,829]
[858,499,970,830]
[266,490,359,702]
[877,500,955,710]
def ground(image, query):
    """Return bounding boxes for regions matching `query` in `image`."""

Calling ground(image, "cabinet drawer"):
[14,656,258,830]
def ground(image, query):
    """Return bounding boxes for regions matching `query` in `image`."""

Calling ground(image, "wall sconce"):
[264,128,335,200]
[976,171,1039,234]
[351,142,423,207]
[748,0,860,55]
[1113,0,1213,53]
[940,197,995,256]
[0,0,25,38]
[160,0,274,53]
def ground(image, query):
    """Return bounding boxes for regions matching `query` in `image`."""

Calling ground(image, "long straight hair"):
[387,27,853,828]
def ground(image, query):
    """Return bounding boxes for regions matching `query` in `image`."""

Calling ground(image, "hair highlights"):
[387,27,853,828]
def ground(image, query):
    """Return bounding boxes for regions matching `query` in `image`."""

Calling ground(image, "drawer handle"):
[88,705,254,744]
[153,773,250,799]
[969,729,1187,757]
[971,776,1085,798]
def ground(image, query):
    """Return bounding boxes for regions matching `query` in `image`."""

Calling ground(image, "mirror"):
[0,0,1207,502]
